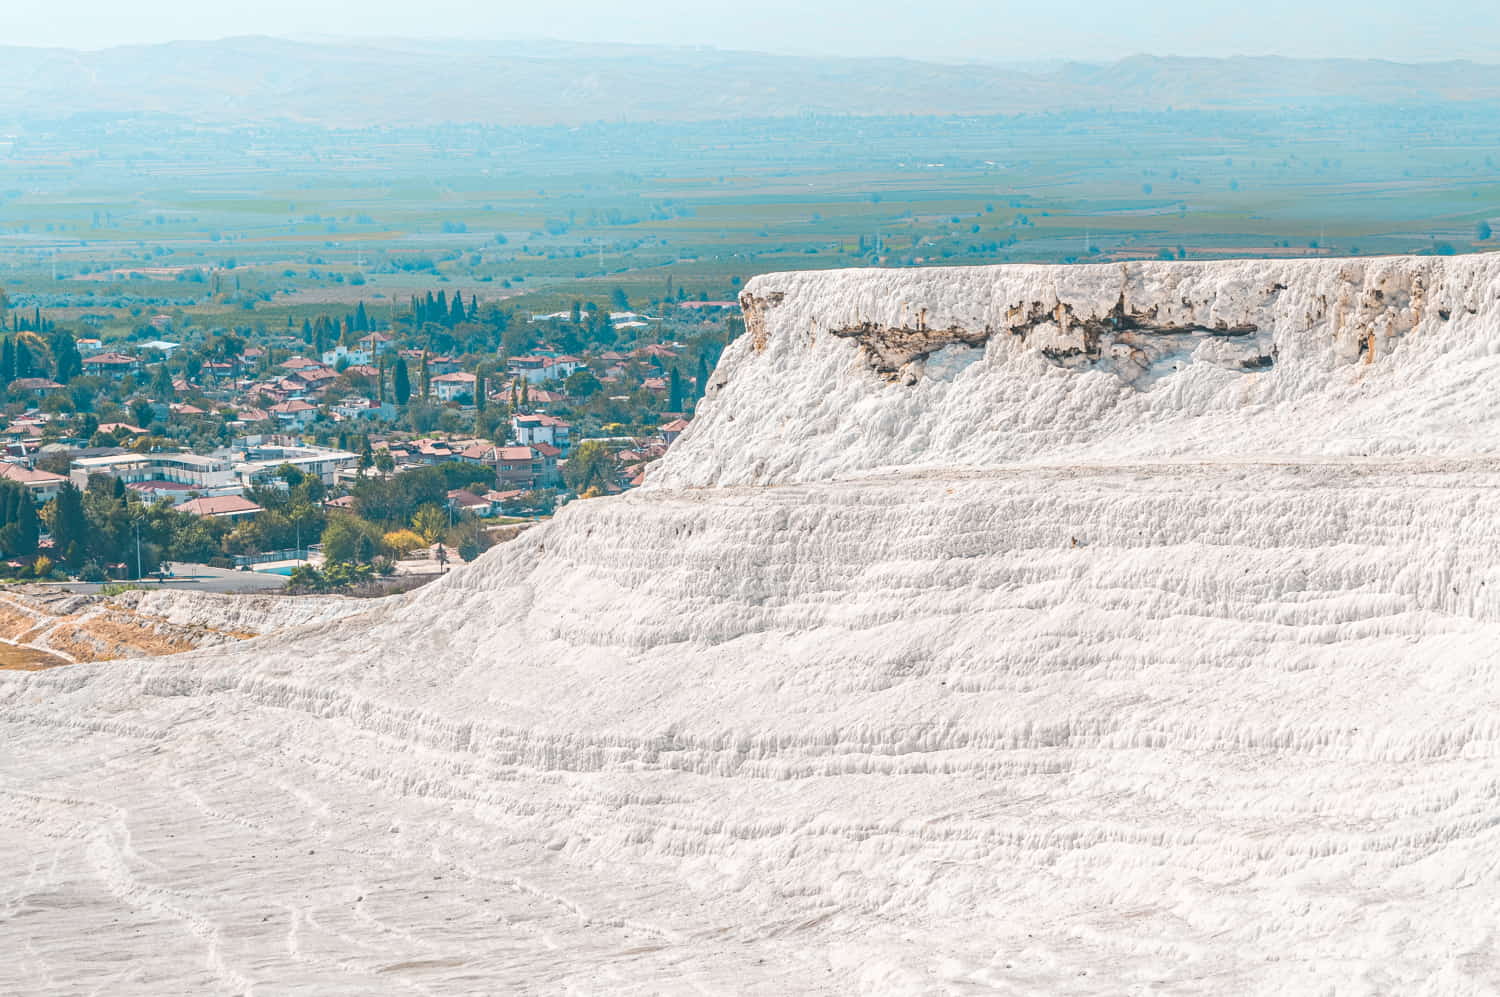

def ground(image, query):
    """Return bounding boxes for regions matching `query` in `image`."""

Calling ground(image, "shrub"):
[382,529,426,557]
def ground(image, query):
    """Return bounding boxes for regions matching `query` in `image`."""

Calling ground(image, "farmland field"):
[1,104,1497,333]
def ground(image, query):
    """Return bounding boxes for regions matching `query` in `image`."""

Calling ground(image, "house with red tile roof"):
[96,422,149,437]
[491,446,541,489]
[7,378,63,397]
[446,489,495,517]
[512,413,571,453]
[269,399,318,428]
[431,371,477,403]
[80,352,141,379]
[0,462,67,501]
[177,495,263,520]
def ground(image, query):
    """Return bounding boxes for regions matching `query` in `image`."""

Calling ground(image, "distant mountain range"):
[2,37,1498,127]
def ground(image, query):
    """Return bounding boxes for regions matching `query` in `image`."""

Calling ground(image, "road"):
[56,563,290,596]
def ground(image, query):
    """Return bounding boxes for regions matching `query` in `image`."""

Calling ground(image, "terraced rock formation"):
[4,256,1500,994]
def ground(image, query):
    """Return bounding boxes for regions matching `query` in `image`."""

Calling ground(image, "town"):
[0,288,736,587]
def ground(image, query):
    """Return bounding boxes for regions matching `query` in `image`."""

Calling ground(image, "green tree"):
[564,369,602,398]
[51,332,82,383]
[130,398,154,428]
[0,480,39,556]
[411,503,448,544]
[13,337,33,379]
[320,515,385,565]
[668,367,683,412]
[152,363,175,400]
[563,440,615,494]
[393,356,411,405]
[50,483,89,568]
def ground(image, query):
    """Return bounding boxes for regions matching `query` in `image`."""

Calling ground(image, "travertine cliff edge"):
[656,256,1500,486]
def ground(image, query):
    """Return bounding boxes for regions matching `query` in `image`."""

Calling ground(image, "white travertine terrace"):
[4,256,1500,994]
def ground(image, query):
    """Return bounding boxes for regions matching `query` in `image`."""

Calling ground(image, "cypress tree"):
[153,363,175,400]
[393,356,411,405]
[668,367,683,412]
[51,483,88,568]
[14,338,33,379]
[14,489,37,556]
[354,301,369,333]
[2,338,13,383]
[53,332,82,383]
[419,353,430,398]
[450,293,465,326]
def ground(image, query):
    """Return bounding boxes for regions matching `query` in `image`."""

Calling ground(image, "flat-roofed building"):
[70,452,238,492]
[234,444,358,488]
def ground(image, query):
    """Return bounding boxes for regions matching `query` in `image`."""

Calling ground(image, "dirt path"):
[0,640,70,670]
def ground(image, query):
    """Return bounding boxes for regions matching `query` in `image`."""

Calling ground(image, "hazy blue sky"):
[8,0,1500,62]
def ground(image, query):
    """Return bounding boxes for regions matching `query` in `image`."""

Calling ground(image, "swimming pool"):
[255,565,297,576]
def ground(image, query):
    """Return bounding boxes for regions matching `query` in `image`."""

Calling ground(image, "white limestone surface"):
[658,255,1500,486]
[4,257,1500,995]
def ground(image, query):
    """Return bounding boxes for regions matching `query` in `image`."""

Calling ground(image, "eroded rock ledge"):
[739,258,1472,388]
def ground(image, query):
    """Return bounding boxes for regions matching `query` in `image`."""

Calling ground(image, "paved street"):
[56,563,290,595]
